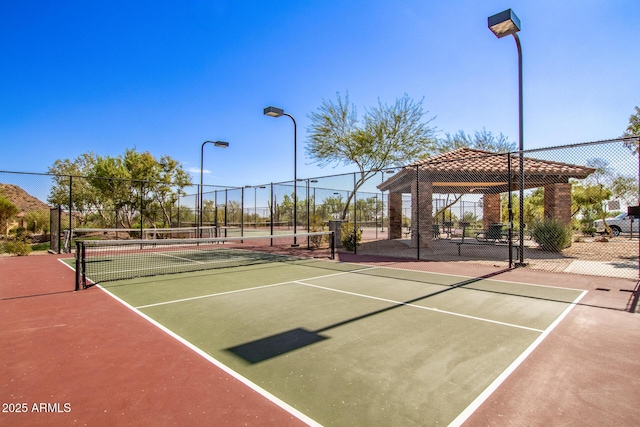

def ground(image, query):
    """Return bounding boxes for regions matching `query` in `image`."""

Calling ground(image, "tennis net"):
[74,231,335,290]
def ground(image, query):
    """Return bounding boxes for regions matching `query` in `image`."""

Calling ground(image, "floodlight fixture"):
[263,106,285,117]
[488,9,521,38]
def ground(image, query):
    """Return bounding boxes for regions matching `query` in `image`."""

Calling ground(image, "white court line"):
[157,252,207,264]
[447,289,588,427]
[96,284,322,427]
[293,280,545,333]
[134,265,379,309]
[155,248,261,265]
[90,254,253,279]
[58,257,77,274]
[136,281,292,309]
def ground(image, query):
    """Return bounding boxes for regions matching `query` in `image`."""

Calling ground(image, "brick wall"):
[544,183,572,225]
[388,192,403,239]
[482,193,501,228]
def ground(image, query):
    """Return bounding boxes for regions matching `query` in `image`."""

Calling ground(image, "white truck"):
[593,213,639,236]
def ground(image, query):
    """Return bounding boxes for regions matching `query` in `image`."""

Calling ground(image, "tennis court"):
[79,239,586,426]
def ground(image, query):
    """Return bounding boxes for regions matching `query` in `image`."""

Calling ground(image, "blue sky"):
[2,0,639,189]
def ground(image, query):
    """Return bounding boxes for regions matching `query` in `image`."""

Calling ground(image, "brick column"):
[388,192,402,239]
[544,183,571,225]
[411,179,433,248]
[482,193,501,228]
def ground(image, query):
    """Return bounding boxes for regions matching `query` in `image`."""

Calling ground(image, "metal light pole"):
[488,8,525,266]
[199,140,229,237]
[264,106,298,246]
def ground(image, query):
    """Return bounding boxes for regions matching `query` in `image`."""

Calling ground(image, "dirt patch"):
[562,238,638,261]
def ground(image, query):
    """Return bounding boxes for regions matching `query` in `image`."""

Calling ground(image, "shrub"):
[3,239,32,256]
[531,219,572,252]
[308,214,328,248]
[340,222,362,251]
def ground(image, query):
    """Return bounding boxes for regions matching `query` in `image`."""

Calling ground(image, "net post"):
[74,241,82,291]
[330,231,335,259]
[81,242,87,289]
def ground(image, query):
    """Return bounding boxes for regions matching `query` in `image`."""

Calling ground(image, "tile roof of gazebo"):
[377,148,595,194]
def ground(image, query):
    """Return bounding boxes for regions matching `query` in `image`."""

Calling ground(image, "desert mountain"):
[0,184,50,212]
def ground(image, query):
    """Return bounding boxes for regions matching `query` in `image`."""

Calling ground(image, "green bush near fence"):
[308,214,328,248]
[340,222,362,251]
[1,228,34,256]
[531,219,572,252]
[1,239,32,256]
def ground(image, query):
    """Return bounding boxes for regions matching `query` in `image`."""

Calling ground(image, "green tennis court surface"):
[93,258,584,426]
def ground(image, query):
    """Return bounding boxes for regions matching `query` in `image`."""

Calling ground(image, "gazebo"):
[377,148,595,248]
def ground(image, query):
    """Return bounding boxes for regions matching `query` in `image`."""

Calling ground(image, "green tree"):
[316,195,346,221]
[226,200,242,224]
[571,183,608,234]
[152,156,191,226]
[437,128,515,153]
[24,209,50,234]
[0,195,20,237]
[571,159,615,235]
[47,153,98,225]
[501,188,544,229]
[626,105,640,134]
[307,93,437,219]
[201,200,216,224]
[354,196,383,223]
[88,154,133,227]
[48,149,191,228]
[524,188,544,225]
[611,175,638,207]
[622,105,640,153]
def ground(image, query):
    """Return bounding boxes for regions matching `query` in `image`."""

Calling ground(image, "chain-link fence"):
[1,137,638,280]
[370,138,639,280]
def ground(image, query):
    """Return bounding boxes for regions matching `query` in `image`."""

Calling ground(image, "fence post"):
[634,144,640,313]
[306,179,311,249]
[214,189,218,237]
[68,176,73,253]
[353,172,357,254]
[270,183,274,246]
[139,181,144,238]
[416,165,420,260]
[196,184,201,237]
[241,186,245,237]
[224,189,228,238]
[508,154,514,268]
